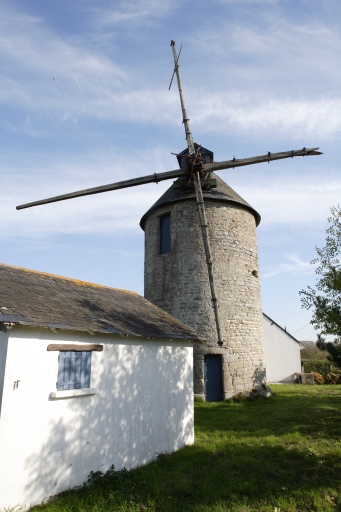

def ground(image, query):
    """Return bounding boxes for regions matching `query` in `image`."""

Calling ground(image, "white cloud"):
[93,0,178,26]
[1,139,336,242]
[0,2,340,141]
[262,253,314,278]
[1,68,340,139]
[187,9,341,107]
[191,93,341,139]
[214,0,276,3]
[0,5,127,117]
[0,1,339,242]
[3,184,167,239]
[192,9,341,68]
[229,173,341,228]
[0,146,173,240]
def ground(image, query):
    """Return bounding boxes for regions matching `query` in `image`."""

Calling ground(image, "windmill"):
[17,41,322,399]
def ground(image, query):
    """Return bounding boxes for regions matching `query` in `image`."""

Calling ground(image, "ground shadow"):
[29,386,341,511]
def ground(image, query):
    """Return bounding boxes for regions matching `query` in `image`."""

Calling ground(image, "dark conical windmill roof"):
[140,172,261,230]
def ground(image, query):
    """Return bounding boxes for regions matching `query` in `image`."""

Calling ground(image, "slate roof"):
[140,172,261,229]
[0,263,201,342]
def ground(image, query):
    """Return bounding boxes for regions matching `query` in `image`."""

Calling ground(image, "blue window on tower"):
[159,213,171,254]
[57,351,91,391]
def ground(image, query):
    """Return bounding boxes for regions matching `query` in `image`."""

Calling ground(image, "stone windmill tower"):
[140,146,264,400]
[17,41,321,400]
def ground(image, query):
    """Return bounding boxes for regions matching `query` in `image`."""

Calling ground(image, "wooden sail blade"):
[203,147,322,173]
[16,168,187,210]
[168,42,182,90]
[16,146,323,210]
[170,40,195,156]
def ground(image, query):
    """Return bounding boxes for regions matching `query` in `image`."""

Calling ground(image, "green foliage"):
[300,206,341,339]
[317,336,341,368]
[302,360,334,375]
[326,341,341,366]
[305,363,341,384]
[28,386,341,512]
[300,343,329,361]
[86,464,129,487]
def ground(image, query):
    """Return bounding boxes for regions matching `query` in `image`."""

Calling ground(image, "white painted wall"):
[0,329,8,415]
[263,315,302,383]
[0,326,194,510]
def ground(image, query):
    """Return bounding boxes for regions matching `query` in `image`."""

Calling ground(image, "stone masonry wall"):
[144,198,266,399]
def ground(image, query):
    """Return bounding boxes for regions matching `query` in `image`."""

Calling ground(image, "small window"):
[160,213,171,255]
[57,351,91,391]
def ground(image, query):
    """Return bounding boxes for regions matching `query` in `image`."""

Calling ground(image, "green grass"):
[30,385,341,512]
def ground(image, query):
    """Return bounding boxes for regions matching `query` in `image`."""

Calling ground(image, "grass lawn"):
[30,385,341,512]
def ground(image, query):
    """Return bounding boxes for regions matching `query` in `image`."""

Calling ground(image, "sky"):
[1,0,341,342]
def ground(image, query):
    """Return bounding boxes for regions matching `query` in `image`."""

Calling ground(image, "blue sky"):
[1,0,340,341]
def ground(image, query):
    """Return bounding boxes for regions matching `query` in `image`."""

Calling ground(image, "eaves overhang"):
[140,173,261,230]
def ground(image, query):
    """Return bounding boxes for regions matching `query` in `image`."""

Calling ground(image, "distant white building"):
[263,313,303,383]
[0,263,201,510]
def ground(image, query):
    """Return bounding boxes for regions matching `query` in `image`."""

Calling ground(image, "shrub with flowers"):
[312,369,341,384]
[324,370,341,384]
[313,372,325,384]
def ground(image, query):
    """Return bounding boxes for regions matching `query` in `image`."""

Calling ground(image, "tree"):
[300,206,341,367]
[316,334,341,368]
[300,341,329,362]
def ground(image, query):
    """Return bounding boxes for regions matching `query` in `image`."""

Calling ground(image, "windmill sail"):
[16,147,321,211]
[15,40,323,349]
[170,40,225,345]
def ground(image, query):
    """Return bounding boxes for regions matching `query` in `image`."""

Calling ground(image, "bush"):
[324,370,341,384]
[313,372,325,384]
[301,344,328,361]
[312,369,341,384]
[302,360,334,375]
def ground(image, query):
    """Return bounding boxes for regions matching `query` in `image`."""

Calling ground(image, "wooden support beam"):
[47,344,103,352]
[193,172,223,346]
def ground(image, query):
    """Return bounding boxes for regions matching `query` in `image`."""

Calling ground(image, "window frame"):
[56,350,91,391]
[47,343,102,399]
[159,213,171,255]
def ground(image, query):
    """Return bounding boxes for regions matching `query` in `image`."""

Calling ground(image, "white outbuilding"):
[0,263,201,511]
[263,313,303,383]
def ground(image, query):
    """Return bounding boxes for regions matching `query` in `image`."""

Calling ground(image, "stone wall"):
[144,197,266,399]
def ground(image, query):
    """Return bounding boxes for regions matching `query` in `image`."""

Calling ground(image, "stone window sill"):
[49,388,97,399]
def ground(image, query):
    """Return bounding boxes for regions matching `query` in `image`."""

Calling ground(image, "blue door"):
[204,355,223,402]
